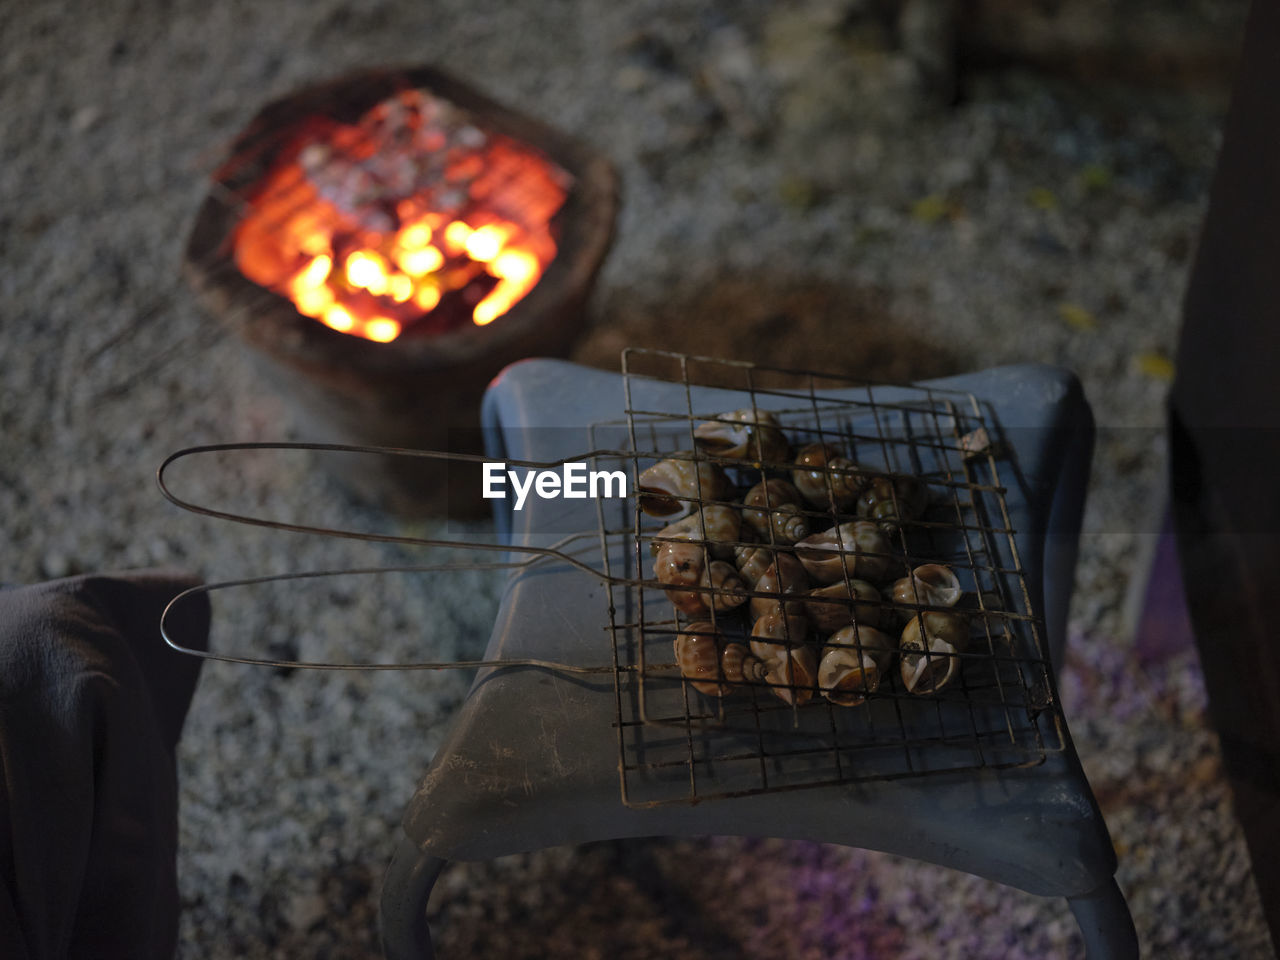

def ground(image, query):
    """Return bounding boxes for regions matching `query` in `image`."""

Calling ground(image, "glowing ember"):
[233,89,571,342]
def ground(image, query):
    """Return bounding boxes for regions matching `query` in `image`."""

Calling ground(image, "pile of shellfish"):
[641,408,978,708]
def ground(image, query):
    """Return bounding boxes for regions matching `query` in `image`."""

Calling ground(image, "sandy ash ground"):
[1,0,1274,957]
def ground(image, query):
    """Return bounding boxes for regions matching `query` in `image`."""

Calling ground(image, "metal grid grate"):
[596,349,1065,809]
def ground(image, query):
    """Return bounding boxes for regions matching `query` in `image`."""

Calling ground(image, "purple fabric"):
[0,570,208,959]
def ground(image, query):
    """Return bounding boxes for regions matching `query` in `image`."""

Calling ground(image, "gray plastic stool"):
[379,359,1137,958]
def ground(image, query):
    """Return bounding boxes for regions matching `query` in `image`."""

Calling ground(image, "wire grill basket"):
[157,348,1067,811]
[593,350,1065,808]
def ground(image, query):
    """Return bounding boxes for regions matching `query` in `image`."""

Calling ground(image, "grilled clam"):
[653,540,708,615]
[702,561,749,614]
[649,504,743,560]
[857,475,929,533]
[899,611,970,694]
[741,479,810,545]
[733,539,784,588]
[693,408,790,464]
[818,625,896,706]
[749,609,817,705]
[748,553,811,620]
[637,452,729,517]
[890,563,963,615]
[674,621,731,696]
[654,542,747,616]
[791,443,865,511]
[795,521,894,585]
[720,641,768,685]
[804,578,887,633]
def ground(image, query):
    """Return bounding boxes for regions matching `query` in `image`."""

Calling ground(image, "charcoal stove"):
[183,65,617,515]
[158,350,1136,957]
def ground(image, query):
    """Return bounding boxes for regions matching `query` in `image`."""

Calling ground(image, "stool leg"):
[379,835,446,960]
[1067,878,1139,959]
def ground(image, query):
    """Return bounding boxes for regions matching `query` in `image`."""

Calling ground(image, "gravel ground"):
[1,0,1273,957]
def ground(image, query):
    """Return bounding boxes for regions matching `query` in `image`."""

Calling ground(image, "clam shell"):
[791,443,865,511]
[734,541,776,587]
[637,453,729,517]
[721,641,767,684]
[654,540,705,588]
[766,644,819,706]
[750,611,817,706]
[741,479,810,545]
[857,475,929,533]
[654,540,708,615]
[655,544,748,616]
[674,621,732,696]
[703,560,749,613]
[804,578,886,632]
[649,504,742,560]
[693,408,791,463]
[795,521,894,584]
[890,563,963,616]
[899,611,970,694]
[819,624,896,706]
[748,552,811,620]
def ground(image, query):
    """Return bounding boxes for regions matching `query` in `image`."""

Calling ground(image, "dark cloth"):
[0,570,208,960]
[1171,0,1280,953]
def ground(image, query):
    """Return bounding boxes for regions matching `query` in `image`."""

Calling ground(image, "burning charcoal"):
[229,87,571,342]
[455,125,486,149]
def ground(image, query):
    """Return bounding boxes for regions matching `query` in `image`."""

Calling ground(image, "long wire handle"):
[157,440,648,672]
[160,565,618,673]
[157,440,641,579]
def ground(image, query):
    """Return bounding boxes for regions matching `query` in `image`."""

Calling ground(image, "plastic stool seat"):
[380,359,1136,959]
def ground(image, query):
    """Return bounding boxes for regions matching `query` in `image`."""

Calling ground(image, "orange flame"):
[233,91,569,342]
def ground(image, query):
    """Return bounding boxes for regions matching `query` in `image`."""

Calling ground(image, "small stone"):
[40,552,70,579]
[70,106,100,134]
[286,892,327,931]
[454,125,485,149]
[613,65,651,93]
